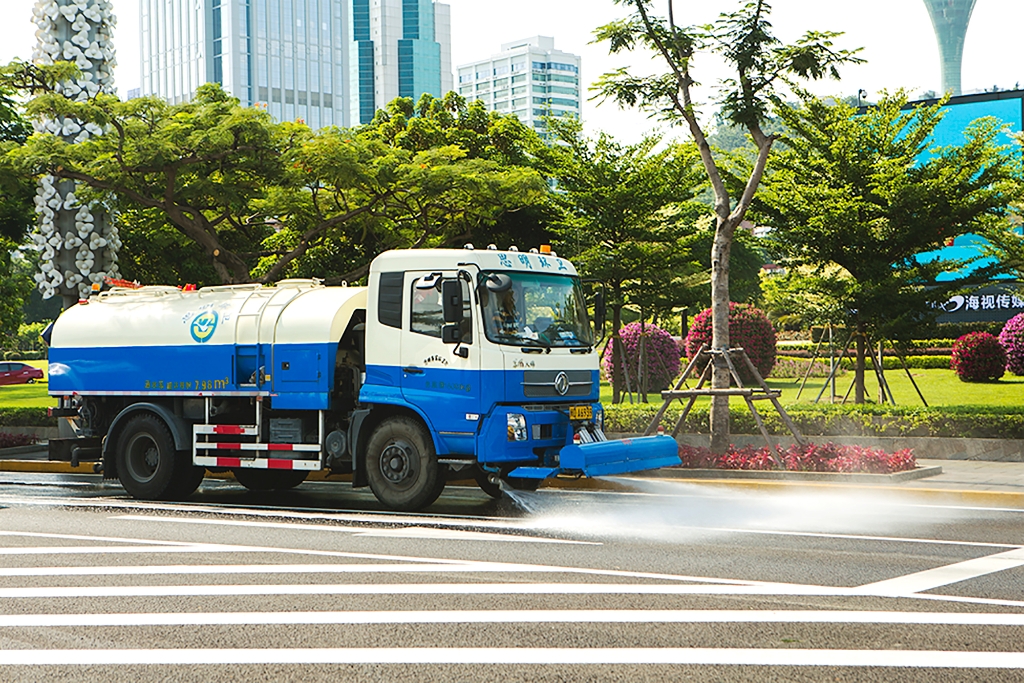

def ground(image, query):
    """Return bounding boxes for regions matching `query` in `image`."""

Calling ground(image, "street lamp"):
[857,89,868,107]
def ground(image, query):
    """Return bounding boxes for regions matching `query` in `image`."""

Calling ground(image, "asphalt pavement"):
[1,473,1024,680]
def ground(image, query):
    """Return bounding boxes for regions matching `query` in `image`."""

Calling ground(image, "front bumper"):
[507,434,680,479]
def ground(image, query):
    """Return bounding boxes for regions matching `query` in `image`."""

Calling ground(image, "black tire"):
[234,468,309,491]
[26,378,35,384]
[474,467,502,499]
[366,416,446,511]
[115,414,200,500]
[169,462,206,499]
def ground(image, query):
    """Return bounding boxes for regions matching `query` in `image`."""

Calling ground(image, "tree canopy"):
[757,92,1024,401]
[11,83,546,286]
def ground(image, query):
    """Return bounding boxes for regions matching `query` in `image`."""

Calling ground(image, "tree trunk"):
[854,320,866,404]
[709,217,736,454]
[611,304,623,404]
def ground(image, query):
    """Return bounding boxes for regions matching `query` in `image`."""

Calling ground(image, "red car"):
[0,362,44,386]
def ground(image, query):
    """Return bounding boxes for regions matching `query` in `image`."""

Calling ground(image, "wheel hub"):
[380,441,414,483]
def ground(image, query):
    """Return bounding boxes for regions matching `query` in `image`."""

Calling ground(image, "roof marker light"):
[539,244,552,254]
[509,246,519,252]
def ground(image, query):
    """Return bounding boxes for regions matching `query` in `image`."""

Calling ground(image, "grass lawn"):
[0,360,55,409]
[3,360,1020,411]
[602,367,1024,408]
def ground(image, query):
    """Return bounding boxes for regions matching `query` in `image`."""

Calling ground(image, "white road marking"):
[116,510,1023,551]
[860,547,1024,596]
[0,545,255,556]
[3,609,1024,628]
[0,582,858,599]
[0,647,1022,667]
[0,530,192,546]
[112,515,597,545]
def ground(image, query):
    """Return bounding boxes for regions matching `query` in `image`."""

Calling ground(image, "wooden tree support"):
[643,345,807,466]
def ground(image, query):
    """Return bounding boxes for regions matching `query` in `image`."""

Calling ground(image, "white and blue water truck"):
[45,247,680,510]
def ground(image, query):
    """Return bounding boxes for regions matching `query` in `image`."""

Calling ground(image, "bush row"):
[678,442,916,474]
[773,354,951,371]
[606,403,1024,439]
[779,340,955,353]
[0,408,51,427]
[3,351,46,361]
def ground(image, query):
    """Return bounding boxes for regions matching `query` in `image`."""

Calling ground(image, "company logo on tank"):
[190,310,219,343]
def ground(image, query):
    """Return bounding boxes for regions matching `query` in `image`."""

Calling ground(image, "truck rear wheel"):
[115,414,203,500]
[234,468,309,491]
[366,416,446,511]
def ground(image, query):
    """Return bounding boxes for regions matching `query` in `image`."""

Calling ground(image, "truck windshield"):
[479,272,594,348]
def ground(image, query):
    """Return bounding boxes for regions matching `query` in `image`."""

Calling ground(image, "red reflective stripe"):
[267,459,294,470]
[212,425,246,434]
[267,443,295,451]
[216,442,242,450]
[216,457,241,468]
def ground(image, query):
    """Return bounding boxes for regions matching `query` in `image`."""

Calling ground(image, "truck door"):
[400,271,480,456]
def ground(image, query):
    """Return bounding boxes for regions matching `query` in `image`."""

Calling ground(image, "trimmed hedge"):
[0,408,51,427]
[779,340,955,353]
[773,354,951,371]
[606,403,1024,439]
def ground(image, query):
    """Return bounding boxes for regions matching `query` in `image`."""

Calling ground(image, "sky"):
[2,0,1022,143]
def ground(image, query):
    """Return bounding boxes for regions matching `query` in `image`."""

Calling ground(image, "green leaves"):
[758,91,1024,341]
[8,79,546,286]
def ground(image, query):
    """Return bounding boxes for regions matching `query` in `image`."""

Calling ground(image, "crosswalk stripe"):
[859,548,1024,596]
[0,582,850,599]
[0,647,1022,667]
[2,609,1024,628]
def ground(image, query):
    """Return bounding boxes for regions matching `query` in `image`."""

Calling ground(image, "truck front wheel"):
[115,414,203,500]
[366,416,446,511]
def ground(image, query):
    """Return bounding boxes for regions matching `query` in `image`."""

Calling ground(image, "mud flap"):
[508,435,680,479]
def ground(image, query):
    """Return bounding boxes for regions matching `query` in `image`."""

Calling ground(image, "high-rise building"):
[139,0,352,129]
[922,0,978,96]
[456,36,581,136]
[351,0,453,124]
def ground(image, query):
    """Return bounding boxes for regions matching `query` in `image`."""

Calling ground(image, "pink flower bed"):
[678,442,916,474]
[0,432,38,449]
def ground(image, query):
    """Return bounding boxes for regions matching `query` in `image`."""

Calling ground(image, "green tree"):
[757,93,1024,401]
[593,0,860,450]
[11,83,546,286]
[534,116,706,402]
[0,68,34,342]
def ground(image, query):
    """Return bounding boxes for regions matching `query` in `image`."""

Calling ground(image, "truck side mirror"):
[441,324,462,344]
[594,290,606,332]
[442,279,463,324]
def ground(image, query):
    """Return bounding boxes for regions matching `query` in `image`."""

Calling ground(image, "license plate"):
[569,405,593,421]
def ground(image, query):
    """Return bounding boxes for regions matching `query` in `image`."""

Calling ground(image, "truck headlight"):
[507,413,528,442]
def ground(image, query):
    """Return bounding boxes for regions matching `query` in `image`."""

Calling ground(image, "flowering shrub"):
[602,322,681,392]
[950,332,1006,382]
[684,303,777,382]
[999,313,1024,376]
[0,432,38,449]
[677,442,916,474]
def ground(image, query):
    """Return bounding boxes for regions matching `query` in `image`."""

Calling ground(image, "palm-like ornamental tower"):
[922,0,978,96]
[30,0,121,307]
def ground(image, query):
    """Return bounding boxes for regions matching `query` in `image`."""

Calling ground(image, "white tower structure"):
[30,0,122,306]
[456,36,581,137]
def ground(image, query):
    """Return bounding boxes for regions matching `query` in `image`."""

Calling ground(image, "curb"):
[2,460,1023,509]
